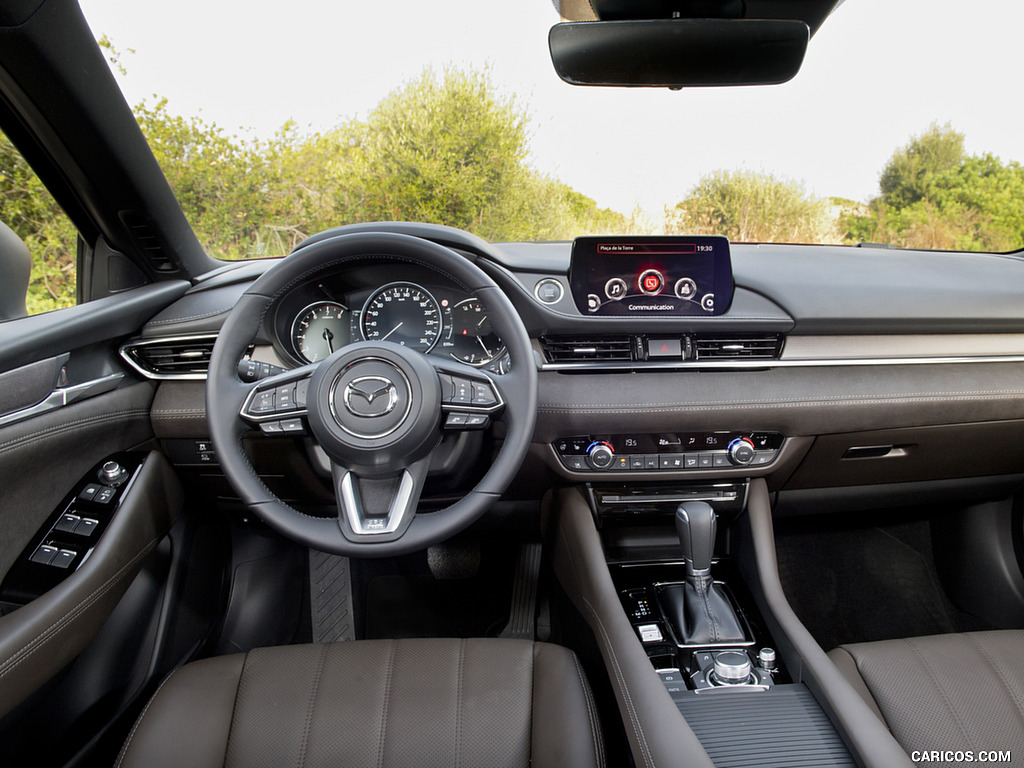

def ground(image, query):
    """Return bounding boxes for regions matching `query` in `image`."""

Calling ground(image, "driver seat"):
[116,637,605,768]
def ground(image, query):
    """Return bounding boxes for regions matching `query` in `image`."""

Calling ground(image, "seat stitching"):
[905,638,975,749]
[557,525,654,768]
[221,652,250,768]
[114,667,177,768]
[963,634,1024,731]
[572,650,606,768]
[455,638,466,768]
[376,639,398,768]
[296,644,330,768]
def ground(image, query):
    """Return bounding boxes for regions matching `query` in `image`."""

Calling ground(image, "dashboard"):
[269,260,510,374]
[129,223,1024,512]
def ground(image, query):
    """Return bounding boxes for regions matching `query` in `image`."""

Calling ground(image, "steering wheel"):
[206,232,538,556]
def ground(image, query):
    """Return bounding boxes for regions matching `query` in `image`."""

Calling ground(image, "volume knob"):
[586,442,615,470]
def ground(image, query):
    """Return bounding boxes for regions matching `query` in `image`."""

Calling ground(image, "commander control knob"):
[586,441,615,470]
[727,437,756,466]
[98,460,128,486]
[712,651,753,685]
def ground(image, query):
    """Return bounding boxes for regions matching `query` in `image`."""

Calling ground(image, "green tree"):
[0,131,78,314]
[666,170,837,243]
[842,125,1024,252]
[344,67,529,236]
[879,123,965,209]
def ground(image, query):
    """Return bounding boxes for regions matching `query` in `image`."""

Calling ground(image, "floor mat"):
[774,520,983,650]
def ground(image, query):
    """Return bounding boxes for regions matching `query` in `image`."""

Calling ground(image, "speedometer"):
[360,282,442,352]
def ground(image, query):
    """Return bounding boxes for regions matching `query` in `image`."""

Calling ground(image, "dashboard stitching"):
[539,391,1024,411]
[147,306,234,325]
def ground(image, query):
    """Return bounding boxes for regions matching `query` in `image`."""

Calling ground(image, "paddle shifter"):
[661,501,746,645]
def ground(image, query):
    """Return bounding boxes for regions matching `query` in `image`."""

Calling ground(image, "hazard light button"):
[647,338,682,359]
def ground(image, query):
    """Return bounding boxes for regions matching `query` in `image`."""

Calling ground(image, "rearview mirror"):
[549,19,810,88]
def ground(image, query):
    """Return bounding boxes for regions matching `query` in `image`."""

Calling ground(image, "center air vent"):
[541,333,784,367]
[120,335,218,380]
[693,334,783,360]
[541,336,633,363]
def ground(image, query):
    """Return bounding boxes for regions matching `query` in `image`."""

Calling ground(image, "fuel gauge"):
[444,298,505,366]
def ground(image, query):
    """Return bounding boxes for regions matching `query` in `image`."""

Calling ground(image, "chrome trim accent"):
[541,354,1024,372]
[533,278,564,305]
[340,469,415,536]
[0,373,124,429]
[119,334,219,381]
[327,359,413,439]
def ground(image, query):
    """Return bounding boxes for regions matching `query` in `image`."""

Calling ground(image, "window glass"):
[0,130,78,316]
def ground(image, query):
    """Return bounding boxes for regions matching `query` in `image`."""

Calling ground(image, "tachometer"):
[444,298,505,365]
[360,282,442,352]
[291,301,349,363]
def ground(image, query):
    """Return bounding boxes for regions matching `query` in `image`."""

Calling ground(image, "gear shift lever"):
[660,501,746,645]
[676,500,716,577]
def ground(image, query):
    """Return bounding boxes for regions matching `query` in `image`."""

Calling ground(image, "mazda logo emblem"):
[342,376,399,417]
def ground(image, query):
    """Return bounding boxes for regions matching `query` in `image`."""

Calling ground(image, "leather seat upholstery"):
[117,637,604,768]
[829,631,1024,761]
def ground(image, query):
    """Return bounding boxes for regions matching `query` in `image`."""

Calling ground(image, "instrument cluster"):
[273,264,509,374]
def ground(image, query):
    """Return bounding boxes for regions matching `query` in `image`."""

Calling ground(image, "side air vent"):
[120,211,179,273]
[541,336,633,363]
[120,335,218,380]
[693,334,783,360]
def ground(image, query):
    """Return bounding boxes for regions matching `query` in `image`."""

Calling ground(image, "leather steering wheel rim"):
[206,231,538,556]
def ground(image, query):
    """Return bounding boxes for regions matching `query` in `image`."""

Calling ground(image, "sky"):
[77,0,1024,217]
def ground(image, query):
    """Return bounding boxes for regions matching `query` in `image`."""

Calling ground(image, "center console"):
[574,480,859,768]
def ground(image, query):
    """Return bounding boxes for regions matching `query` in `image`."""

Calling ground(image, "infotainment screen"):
[568,236,733,316]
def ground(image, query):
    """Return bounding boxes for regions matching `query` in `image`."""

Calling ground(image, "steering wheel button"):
[437,374,456,402]
[464,414,489,428]
[251,390,276,414]
[450,377,473,404]
[445,412,469,427]
[470,381,497,406]
[295,379,310,408]
[275,384,297,410]
[280,419,305,433]
[260,421,284,434]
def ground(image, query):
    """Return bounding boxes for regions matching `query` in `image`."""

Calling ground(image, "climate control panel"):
[554,431,784,472]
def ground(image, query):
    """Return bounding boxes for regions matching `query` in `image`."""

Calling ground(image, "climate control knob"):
[727,437,756,466]
[586,441,615,470]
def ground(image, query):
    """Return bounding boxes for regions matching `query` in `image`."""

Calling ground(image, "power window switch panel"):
[30,545,58,565]
[79,483,101,502]
[94,486,116,505]
[55,513,81,533]
[52,549,77,569]
[74,518,99,537]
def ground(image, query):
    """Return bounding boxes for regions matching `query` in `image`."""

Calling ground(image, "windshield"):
[77,0,1024,256]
